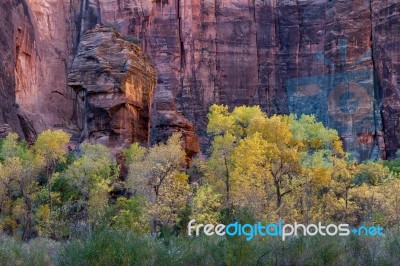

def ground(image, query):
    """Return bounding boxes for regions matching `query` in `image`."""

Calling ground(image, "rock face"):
[0,0,82,141]
[372,0,400,158]
[0,1,26,140]
[0,124,13,139]
[12,0,77,133]
[68,26,156,153]
[75,0,399,160]
[2,0,400,160]
[151,88,200,161]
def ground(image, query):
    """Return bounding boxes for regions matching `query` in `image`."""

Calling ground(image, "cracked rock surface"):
[1,0,400,159]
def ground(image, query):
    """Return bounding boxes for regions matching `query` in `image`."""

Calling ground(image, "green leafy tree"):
[383,150,400,176]
[60,143,119,230]
[110,197,148,233]
[191,184,222,224]
[354,161,389,186]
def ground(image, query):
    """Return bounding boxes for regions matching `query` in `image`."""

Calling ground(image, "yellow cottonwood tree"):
[127,133,191,231]
[207,105,349,222]
[247,115,302,209]
[207,105,266,211]
[207,133,236,208]
[231,133,272,216]
[0,133,44,240]
[34,130,70,219]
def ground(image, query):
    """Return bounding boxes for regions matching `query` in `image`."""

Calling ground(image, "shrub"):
[123,35,142,44]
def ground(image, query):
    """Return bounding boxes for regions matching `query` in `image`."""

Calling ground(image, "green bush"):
[123,35,142,44]
[0,236,57,266]
[104,22,119,31]
[55,229,400,266]
[0,229,399,265]
[58,230,168,266]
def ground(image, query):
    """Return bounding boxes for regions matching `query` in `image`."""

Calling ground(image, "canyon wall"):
[83,0,400,160]
[0,1,23,139]
[0,0,159,151]
[0,0,84,142]
[1,0,400,160]
[12,0,77,135]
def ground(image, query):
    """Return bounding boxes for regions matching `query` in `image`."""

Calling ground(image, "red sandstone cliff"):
[68,26,156,154]
[1,0,400,160]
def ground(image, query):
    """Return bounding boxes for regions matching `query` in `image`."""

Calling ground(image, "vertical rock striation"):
[372,0,400,158]
[0,1,24,139]
[68,26,156,153]
[2,0,400,160]
[12,0,77,133]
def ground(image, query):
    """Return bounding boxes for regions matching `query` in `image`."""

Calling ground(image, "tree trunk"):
[46,161,56,238]
[22,198,32,241]
[20,177,33,241]
[275,179,282,208]
[224,157,230,208]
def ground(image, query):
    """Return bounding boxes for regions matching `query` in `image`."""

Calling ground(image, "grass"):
[0,236,58,265]
[1,229,400,265]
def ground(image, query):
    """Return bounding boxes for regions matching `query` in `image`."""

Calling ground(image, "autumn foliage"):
[0,105,399,243]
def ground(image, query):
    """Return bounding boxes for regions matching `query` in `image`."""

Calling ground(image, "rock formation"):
[0,0,199,157]
[76,0,400,160]
[151,88,200,161]
[372,0,400,158]
[0,1,27,140]
[2,0,400,160]
[0,124,13,139]
[68,26,156,153]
